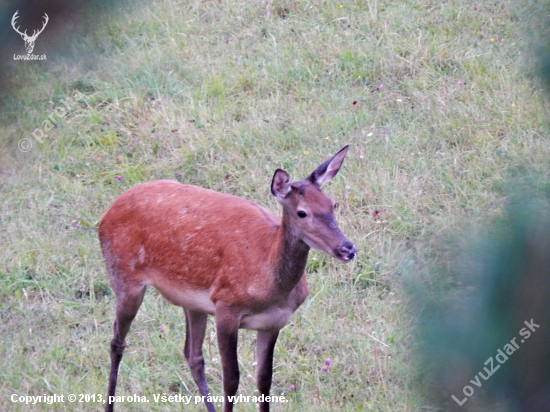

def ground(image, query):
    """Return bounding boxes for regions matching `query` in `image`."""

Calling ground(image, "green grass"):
[1,0,550,410]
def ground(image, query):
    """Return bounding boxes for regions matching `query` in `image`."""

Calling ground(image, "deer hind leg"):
[215,310,241,412]
[183,309,215,412]
[105,283,146,412]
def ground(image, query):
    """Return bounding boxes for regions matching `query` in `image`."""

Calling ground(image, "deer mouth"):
[334,241,356,262]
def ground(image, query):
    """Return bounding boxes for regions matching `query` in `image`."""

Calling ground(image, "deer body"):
[100,146,355,412]
[101,182,308,328]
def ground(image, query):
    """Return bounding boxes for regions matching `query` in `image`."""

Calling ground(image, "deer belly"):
[151,281,216,314]
[240,306,294,331]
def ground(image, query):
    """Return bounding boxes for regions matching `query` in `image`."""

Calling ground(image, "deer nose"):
[338,241,356,261]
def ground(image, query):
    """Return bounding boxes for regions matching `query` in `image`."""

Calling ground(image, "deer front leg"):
[256,330,280,412]
[215,309,241,412]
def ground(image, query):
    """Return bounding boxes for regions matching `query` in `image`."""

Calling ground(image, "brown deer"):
[99,146,356,412]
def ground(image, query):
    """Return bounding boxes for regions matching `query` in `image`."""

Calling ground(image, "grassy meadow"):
[1,0,550,410]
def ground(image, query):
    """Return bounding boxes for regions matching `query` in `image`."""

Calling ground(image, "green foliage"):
[407,178,550,411]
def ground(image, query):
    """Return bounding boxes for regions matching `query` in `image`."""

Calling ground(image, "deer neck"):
[270,210,310,293]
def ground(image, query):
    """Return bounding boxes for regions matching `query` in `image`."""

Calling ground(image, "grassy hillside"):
[1,0,549,410]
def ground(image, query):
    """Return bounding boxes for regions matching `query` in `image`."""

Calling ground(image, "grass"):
[1,0,550,410]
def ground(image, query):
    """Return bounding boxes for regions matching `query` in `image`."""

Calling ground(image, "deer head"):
[11,11,49,54]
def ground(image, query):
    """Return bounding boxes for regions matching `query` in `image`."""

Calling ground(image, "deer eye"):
[297,211,307,218]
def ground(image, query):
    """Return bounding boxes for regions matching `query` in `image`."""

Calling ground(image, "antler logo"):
[11,10,49,54]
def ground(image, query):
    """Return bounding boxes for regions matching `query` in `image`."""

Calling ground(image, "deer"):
[11,11,49,54]
[99,146,356,412]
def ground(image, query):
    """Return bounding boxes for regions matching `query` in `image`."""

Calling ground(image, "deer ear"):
[271,169,291,201]
[308,145,349,187]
